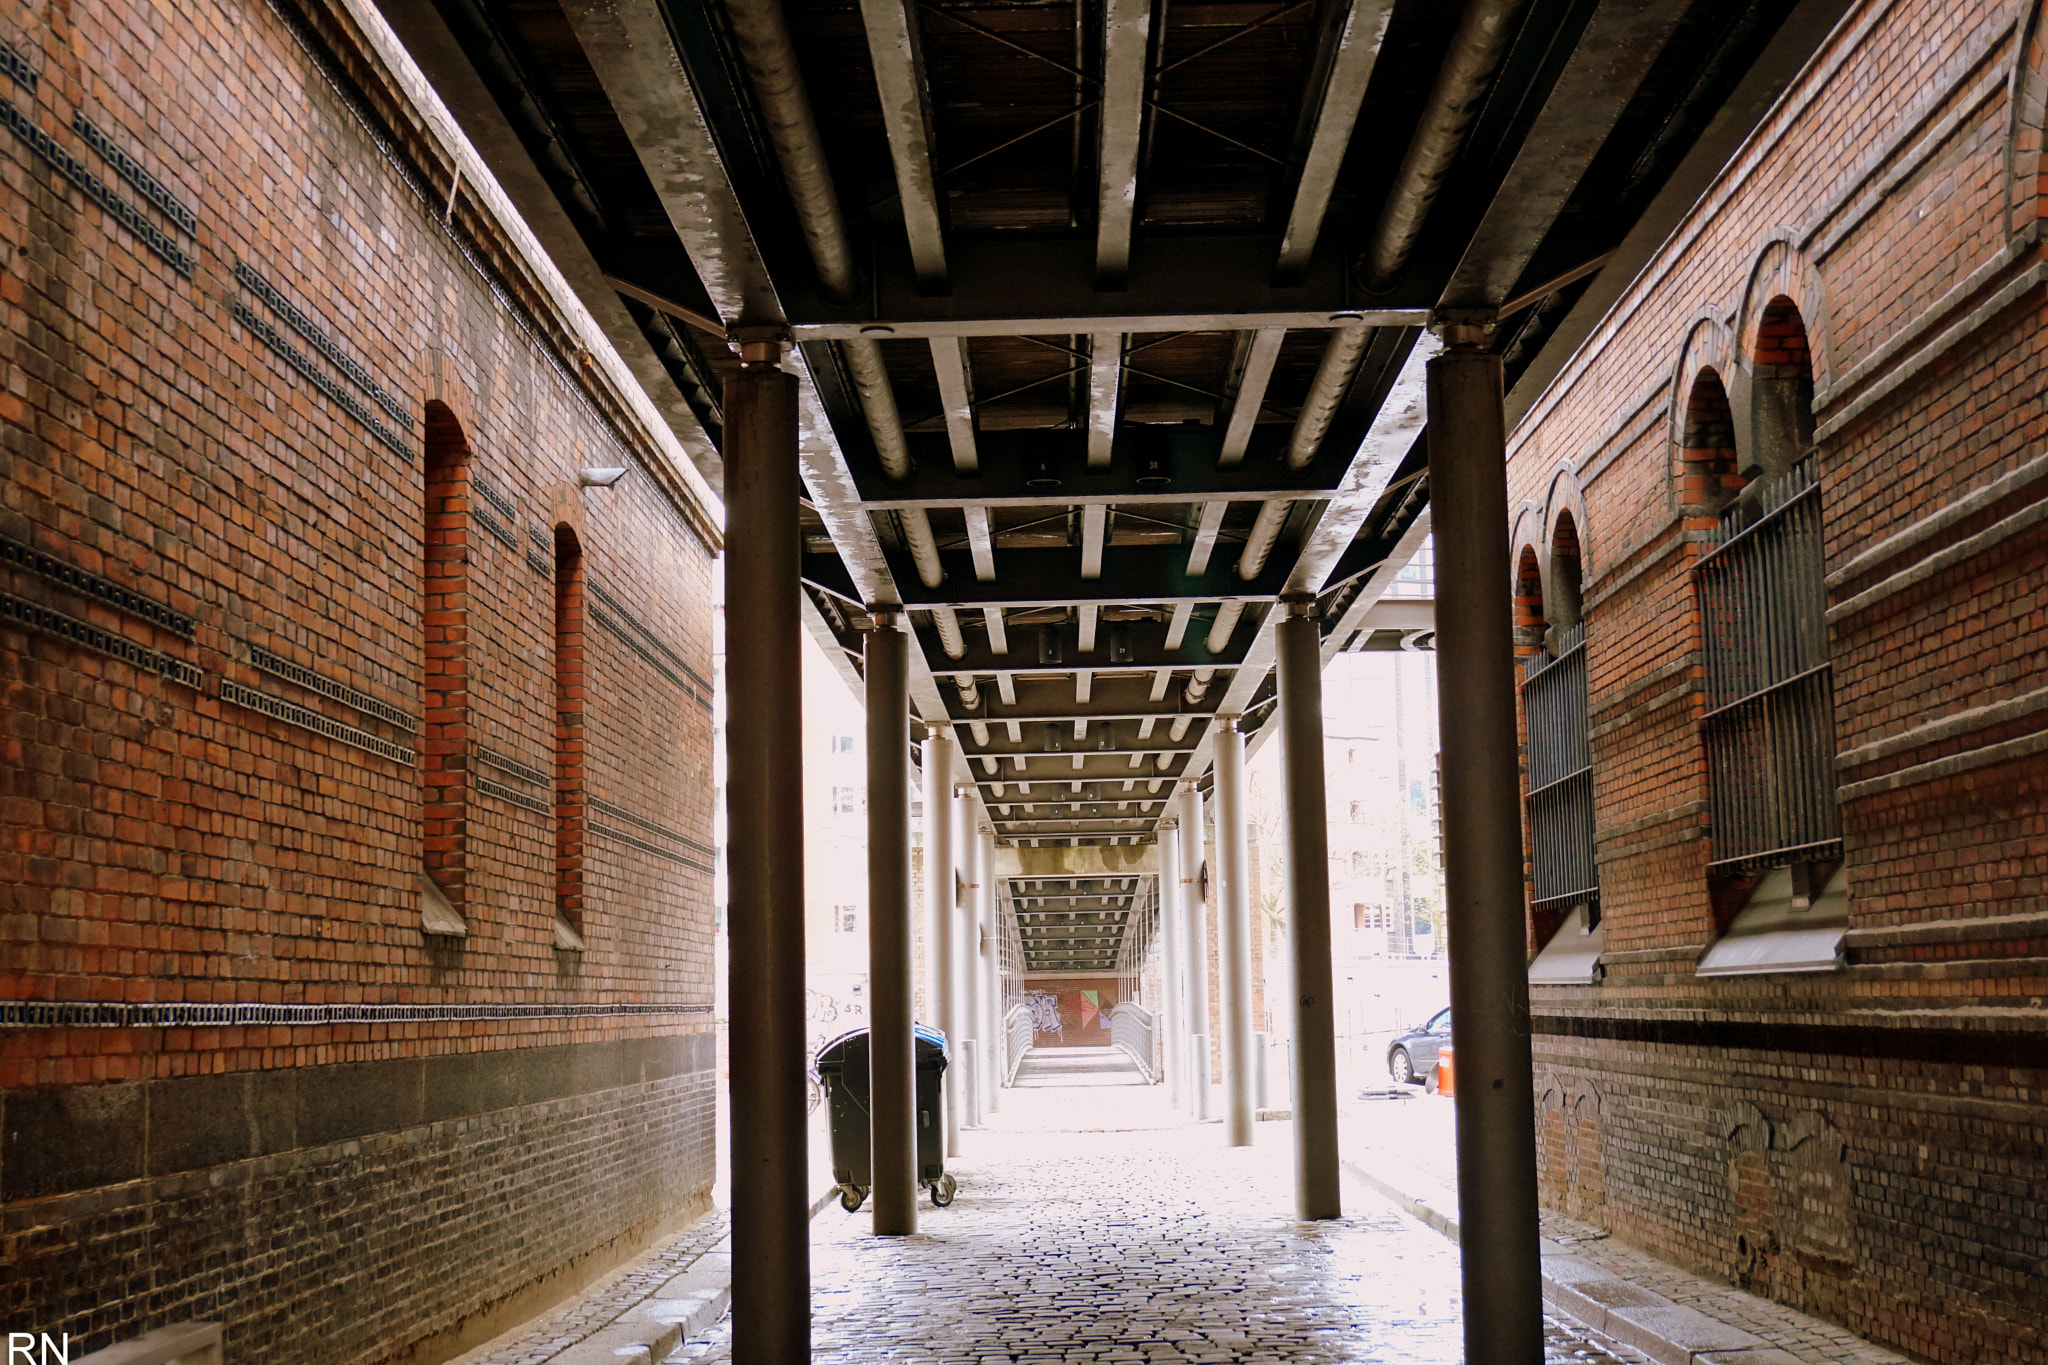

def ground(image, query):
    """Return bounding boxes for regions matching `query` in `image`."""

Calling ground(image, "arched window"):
[422,403,471,933]
[1677,367,1744,516]
[1523,513,1597,949]
[554,526,587,938]
[1513,545,1546,656]
[1694,298,1840,917]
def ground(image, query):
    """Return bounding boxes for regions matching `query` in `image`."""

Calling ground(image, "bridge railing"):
[1110,1002,1159,1082]
[1003,1003,1032,1083]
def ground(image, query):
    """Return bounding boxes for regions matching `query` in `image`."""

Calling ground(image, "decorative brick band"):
[478,745,550,787]
[525,548,553,577]
[71,114,197,235]
[472,474,519,523]
[233,261,413,423]
[0,37,34,91]
[588,822,715,875]
[0,96,193,275]
[474,503,519,549]
[220,679,418,765]
[250,644,416,732]
[1533,1012,2048,1070]
[591,582,711,690]
[1,590,204,688]
[233,300,419,462]
[0,1000,713,1029]
[0,532,197,638]
[590,796,714,857]
[475,774,550,816]
[590,604,713,711]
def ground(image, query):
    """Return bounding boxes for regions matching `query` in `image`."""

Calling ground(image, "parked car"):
[1382,1007,1451,1085]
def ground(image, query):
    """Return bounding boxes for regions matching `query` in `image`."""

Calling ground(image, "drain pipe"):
[1361,0,1529,292]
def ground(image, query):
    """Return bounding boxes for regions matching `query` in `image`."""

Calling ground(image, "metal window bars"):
[1522,620,1599,918]
[1693,456,1842,873]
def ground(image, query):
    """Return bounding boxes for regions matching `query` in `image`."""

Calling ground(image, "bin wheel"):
[838,1184,868,1212]
[929,1174,957,1208]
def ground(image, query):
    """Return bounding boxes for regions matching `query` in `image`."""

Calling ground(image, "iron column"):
[980,822,1002,1111]
[1277,600,1342,1218]
[724,339,808,1364]
[865,615,916,1235]
[923,728,958,1156]
[1214,716,1256,1146]
[958,787,983,1129]
[1430,318,1543,1363]
[1179,785,1212,1120]
[1158,815,1186,1110]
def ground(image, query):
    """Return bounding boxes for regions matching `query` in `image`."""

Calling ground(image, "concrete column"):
[1179,786,1211,1120]
[958,788,983,1128]
[864,616,916,1235]
[1277,601,1341,1219]
[723,341,808,1363]
[1213,717,1255,1147]
[1158,815,1185,1109]
[979,823,1002,1111]
[923,728,957,1156]
[1429,323,1543,1364]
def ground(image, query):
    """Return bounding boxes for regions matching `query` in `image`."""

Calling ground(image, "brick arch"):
[1734,235,1831,391]
[1547,506,1585,635]
[1744,294,1819,483]
[1667,313,1739,507]
[2005,0,2048,237]
[1513,543,1545,657]
[1677,366,1744,517]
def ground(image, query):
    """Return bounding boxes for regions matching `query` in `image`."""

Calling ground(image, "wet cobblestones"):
[679,1125,1648,1364]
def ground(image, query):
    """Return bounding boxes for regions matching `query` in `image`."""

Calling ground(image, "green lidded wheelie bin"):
[813,1023,955,1211]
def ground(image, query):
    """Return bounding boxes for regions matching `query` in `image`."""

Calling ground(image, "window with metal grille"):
[1694,456,1840,873]
[1522,620,1598,921]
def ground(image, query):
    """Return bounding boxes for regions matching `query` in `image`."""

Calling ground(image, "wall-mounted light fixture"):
[579,467,629,487]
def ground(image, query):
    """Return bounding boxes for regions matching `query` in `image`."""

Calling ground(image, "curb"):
[543,1184,838,1365]
[1340,1158,1803,1365]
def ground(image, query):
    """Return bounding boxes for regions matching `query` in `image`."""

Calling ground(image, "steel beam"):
[930,338,979,472]
[1089,334,1123,468]
[723,345,809,1365]
[885,544,1295,609]
[1275,0,1395,280]
[1158,814,1186,1109]
[859,0,949,289]
[1430,330,1542,1364]
[960,790,984,1128]
[865,616,917,1234]
[1441,0,1688,310]
[1218,328,1287,467]
[1096,0,1153,286]
[840,424,1356,509]
[790,235,1427,339]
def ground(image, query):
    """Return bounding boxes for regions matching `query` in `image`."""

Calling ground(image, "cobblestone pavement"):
[675,1050,1651,1364]
[1341,1073,1916,1365]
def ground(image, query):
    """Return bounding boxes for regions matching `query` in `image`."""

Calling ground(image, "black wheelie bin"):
[813,1023,955,1211]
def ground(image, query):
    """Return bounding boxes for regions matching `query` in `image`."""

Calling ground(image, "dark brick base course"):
[0,1036,717,1365]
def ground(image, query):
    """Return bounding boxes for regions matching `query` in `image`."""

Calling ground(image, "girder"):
[391,0,1845,854]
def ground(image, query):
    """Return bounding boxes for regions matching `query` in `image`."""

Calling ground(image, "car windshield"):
[1428,1009,1451,1033]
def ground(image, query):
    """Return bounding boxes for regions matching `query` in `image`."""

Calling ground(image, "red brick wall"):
[0,0,719,1355]
[1506,3,2048,1361]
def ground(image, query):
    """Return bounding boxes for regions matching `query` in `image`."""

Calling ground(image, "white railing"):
[1004,1003,1032,1083]
[1110,1001,1159,1081]
[76,1323,222,1365]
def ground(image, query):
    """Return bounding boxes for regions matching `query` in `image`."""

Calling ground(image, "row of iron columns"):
[724,331,1543,1363]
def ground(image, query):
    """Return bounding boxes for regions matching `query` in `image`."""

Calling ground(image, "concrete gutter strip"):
[542,1186,836,1365]
[1340,1158,1805,1365]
